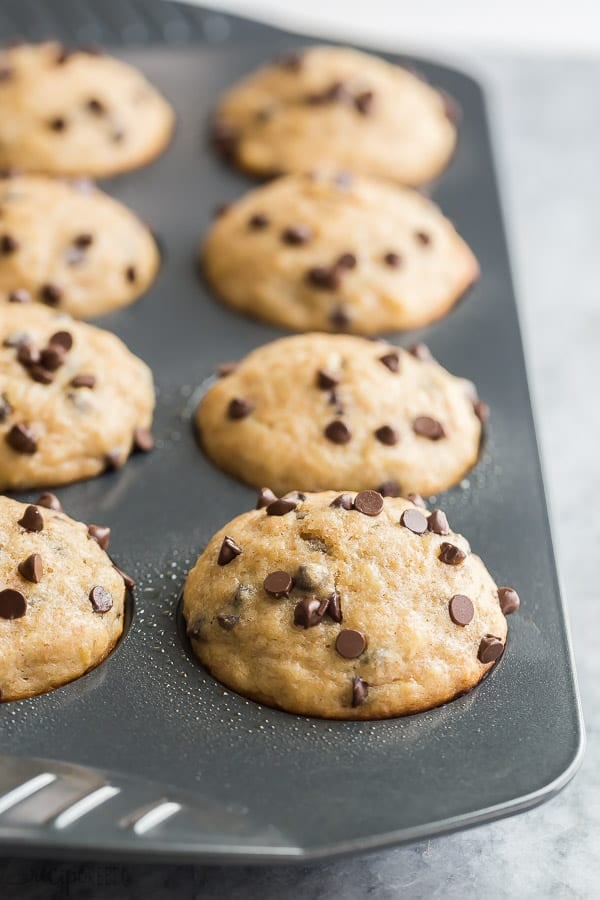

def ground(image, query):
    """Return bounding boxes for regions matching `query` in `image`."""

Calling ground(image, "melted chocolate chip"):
[449,594,474,626]
[228,398,254,420]
[400,508,428,534]
[18,553,43,584]
[18,505,43,533]
[379,351,400,372]
[256,487,278,509]
[330,493,353,510]
[6,423,37,454]
[336,629,366,659]
[282,225,311,245]
[378,480,401,497]
[351,675,368,707]
[263,571,294,599]
[294,596,328,628]
[88,524,111,550]
[498,586,520,615]
[428,509,450,535]
[0,588,26,619]
[324,420,352,444]
[89,586,113,613]
[217,536,242,566]
[478,635,505,664]
[413,416,446,440]
[266,498,297,516]
[317,369,340,390]
[133,427,154,453]
[35,492,62,512]
[217,614,239,630]
[439,542,467,566]
[354,490,384,517]
[375,425,399,446]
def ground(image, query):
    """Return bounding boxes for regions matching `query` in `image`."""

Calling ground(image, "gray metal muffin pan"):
[0,30,584,864]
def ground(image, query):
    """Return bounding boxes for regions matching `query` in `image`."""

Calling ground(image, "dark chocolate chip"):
[473,400,490,423]
[354,90,374,115]
[498,586,520,615]
[400,508,428,534]
[378,480,401,497]
[407,493,427,508]
[248,212,269,230]
[6,423,37,454]
[407,342,432,361]
[294,596,328,628]
[351,675,368,707]
[217,536,242,566]
[85,98,105,115]
[379,351,400,372]
[282,225,311,245]
[8,288,31,303]
[88,524,111,550]
[39,283,62,306]
[0,233,18,253]
[35,492,62,512]
[125,265,137,284]
[330,306,350,329]
[48,117,67,132]
[449,594,474,626]
[105,450,124,471]
[334,252,356,271]
[18,505,44,533]
[17,341,40,367]
[336,629,366,659]
[29,365,54,385]
[354,490,384,517]
[186,617,204,640]
[413,416,446,440]
[228,397,254,419]
[307,266,340,290]
[217,614,239,630]
[326,591,342,623]
[133,427,154,453]
[414,230,431,246]
[317,369,339,390]
[89,585,113,613]
[113,564,136,592]
[428,509,450,535]
[478,635,505,664]
[263,570,293,599]
[324,420,352,444]
[216,360,238,377]
[211,121,239,159]
[330,493,353,510]
[70,373,96,389]
[383,251,402,268]
[439,542,467,566]
[0,588,27,619]
[49,330,73,351]
[375,425,399,446]
[266,498,297,516]
[18,553,43,584]
[40,346,65,371]
[256,487,278,509]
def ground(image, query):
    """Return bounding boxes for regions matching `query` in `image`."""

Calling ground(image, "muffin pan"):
[0,4,584,865]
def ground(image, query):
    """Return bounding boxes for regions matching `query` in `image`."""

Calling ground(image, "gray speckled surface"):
[1,52,597,898]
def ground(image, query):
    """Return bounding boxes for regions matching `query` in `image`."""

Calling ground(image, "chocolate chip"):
[351,675,368,707]
[379,352,400,372]
[326,591,342,623]
[89,586,113,613]
[18,553,43,584]
[324,420,352,444]
[413,416,446,440]
[228,397,254,420]
[383,251,402,268]
[354,91,374,115]
[217,535,242,566]
[49,330,73,351]
[86,98,105,115]
[0,588,27,619]
[0,233,18,253]
[282,225,311,245]
[35,492,62,512]
[335,629,366,658]
[17,341,40,367]
[294,596,328,628]
[8,288,31,303]
[18,505,44,533]
[449,594,474,626]
[256,487,278,509]
[29,365,54,385]
[498,586,520,615]
[217,614,239,630]
[263,571,294,598]
[378,480,401,497]
[40,346,65,371]
[415,230,431,246]
[407,342,432,361]
[407,493,427,508]
[125,265,137,283]
[133,427,154,453]
[439,542,467,566]
[330,306,350,329]
[211,121,239,159]
[473,400,490,423]
[335,252,356,271]
[187,617,204,640]
[307,266,340,290]
[330,493,353,509]
[266,498,297,516]
[216,360,238,377]
[105,450,123,471]
[354,490,384,517]
[428,509,449,535]
[88,524,111,551]
[317,369,339,390]
[48,117,67,132]
[6,423,37,454]
[375,425,399,446]
[39,283,62,306]
[0,393,12,422]
[113,564,136,592]
[70,373,96,389]
[478,635,505,664]
[73,233,94,250]
[400,508,428,534]
[248,212,269,230]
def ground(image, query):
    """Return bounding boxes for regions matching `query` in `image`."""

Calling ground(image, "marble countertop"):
[1,51,598,899]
